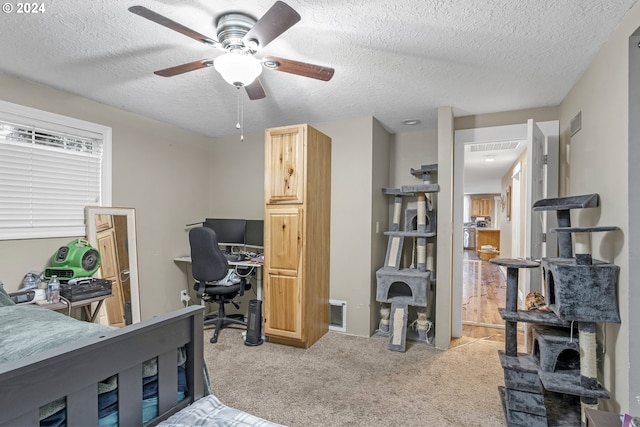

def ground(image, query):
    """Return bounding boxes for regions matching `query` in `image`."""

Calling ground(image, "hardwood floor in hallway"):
[451,250,524,348]
[461,249,506,326]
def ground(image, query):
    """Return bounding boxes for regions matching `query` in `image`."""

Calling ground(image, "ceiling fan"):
[129,1,335,100]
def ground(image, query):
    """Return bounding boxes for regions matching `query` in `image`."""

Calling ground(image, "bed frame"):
[0,306,205,426]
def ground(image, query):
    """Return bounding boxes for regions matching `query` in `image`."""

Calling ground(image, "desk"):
[36,294,112,322]
[173,256,264,300]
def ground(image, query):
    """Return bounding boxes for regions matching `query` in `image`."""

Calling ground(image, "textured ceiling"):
[0,0,637,138]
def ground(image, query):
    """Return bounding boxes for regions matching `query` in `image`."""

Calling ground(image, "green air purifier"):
[44,239,101,281]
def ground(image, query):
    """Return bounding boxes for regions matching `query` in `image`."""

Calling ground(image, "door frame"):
[451,121,558,338]
[628,29,640,414]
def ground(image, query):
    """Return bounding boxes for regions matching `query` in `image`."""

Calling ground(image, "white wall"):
[314,117,378,336]
[370,119,391,334]
[0,72,213,320]
[206,131,265,220]
[464,179,502,195]
[558,0,640,413]
[390,128,438,188]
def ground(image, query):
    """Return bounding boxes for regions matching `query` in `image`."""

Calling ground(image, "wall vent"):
[329,299,347,332]
[466,141,520,152]
[570,111,582,136]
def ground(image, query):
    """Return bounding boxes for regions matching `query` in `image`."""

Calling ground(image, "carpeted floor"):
[203,327,507,427]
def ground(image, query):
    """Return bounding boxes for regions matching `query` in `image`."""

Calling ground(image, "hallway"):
[452,250,523,347]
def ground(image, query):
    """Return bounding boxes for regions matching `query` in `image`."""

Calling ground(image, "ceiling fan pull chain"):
[236,86,241,130]
[235,85,244,142]
[238,87,244,142]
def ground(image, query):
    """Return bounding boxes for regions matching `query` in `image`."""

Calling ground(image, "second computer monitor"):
[204,218,246,247]
[244,219,264,250]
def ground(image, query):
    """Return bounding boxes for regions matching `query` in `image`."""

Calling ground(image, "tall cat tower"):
[493,194,620,426]
[376,164,438,351]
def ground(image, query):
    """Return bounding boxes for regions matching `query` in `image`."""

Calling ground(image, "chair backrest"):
[189,227,229,283]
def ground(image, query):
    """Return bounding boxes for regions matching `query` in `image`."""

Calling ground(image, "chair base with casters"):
[197,280,250,343]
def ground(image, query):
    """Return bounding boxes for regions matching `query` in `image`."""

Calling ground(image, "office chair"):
[189,226,249,343]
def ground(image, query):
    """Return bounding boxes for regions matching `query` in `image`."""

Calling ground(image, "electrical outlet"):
[180,290,190,304]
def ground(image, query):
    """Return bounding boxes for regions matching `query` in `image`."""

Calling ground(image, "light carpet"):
[203,327,507,427]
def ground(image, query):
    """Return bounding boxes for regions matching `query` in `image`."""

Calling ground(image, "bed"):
[0,287,283,427]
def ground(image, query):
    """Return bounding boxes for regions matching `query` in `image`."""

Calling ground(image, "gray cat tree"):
[493,194,620,426]
[376,164,438,351]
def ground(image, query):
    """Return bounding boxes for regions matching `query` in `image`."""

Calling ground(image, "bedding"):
[157,395,285,427]
[0,301,187,426]
[0,286,14,306]
[0,304,114,364]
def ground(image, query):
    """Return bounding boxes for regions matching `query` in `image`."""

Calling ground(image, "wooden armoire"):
[263,124,331,348]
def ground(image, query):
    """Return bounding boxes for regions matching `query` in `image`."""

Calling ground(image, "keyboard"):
[224,253,247,262]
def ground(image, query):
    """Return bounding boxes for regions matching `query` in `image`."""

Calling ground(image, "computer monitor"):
[244,219,264,250]
[204,218,246,248]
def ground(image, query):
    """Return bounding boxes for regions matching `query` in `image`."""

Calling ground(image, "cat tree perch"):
[494,194,621,426]
[376,164,438,351]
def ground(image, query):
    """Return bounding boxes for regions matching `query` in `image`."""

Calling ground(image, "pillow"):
[0,285,15,307]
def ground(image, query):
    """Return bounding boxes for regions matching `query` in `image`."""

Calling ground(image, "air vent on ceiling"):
[466,141,520,152]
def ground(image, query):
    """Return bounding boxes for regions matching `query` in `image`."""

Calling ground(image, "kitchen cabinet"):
[471,198,492,217]
[263,124,331,348]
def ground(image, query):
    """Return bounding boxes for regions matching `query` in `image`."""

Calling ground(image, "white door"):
[524,119,559,295]
[524,119,545,294]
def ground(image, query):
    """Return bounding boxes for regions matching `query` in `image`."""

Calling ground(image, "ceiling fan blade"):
[243,1,301,50]
[262,56,334,81]
[154,59,214,77]
[129,5,218,46]
[245,79,266,100]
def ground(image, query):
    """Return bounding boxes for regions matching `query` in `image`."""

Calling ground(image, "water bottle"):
[48,275,60,303]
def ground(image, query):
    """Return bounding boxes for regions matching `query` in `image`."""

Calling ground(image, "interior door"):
[524,119,547,295]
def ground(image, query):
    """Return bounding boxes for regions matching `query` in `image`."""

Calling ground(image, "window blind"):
[0,102,111,240]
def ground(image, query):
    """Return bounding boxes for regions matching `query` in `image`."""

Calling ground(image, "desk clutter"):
[10,239,111,306]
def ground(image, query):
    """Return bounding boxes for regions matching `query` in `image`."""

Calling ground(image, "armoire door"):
[263,206,304,340]
[264,125,305,205]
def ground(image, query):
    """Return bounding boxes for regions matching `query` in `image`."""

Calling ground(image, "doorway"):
[452,121,559,344]
[460,137,525,340]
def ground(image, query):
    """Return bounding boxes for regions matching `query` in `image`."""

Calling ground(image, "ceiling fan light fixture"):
[214,51,263,87]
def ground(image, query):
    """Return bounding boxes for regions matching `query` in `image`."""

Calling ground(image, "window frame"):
[0,99,112,240]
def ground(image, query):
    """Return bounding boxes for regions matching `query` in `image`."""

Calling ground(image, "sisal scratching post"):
[579,322,598,422]
[388,303,409,352]
[426,242,435,274]
[416,193,427,272]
